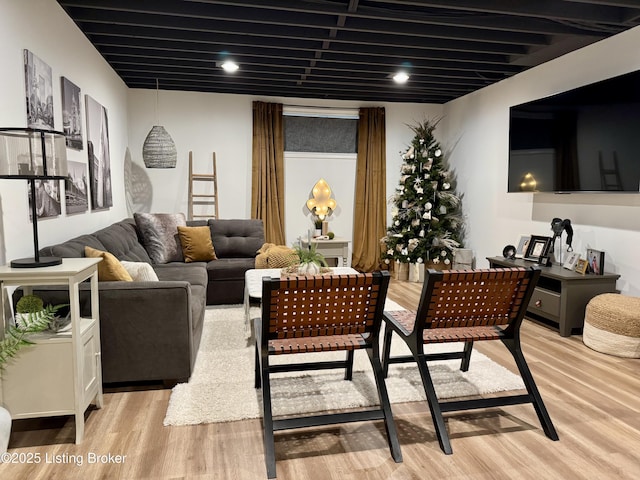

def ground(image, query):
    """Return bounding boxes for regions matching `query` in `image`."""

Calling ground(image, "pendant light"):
[142,79,177,168]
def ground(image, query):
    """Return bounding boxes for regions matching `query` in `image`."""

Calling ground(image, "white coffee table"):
[244,267,358,322]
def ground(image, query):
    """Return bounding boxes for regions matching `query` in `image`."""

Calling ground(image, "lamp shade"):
[0,128,68,178]
[0,127,68,268]
[142,125,177,168]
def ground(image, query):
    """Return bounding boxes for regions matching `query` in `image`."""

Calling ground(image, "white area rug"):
[163,301,525,426]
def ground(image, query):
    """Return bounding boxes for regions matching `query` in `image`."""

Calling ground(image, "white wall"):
[442,26,640,295]
[127,90,442,246]
[0,0,129,265]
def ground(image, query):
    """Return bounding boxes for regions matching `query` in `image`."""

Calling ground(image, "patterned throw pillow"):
[120,261,160,281]
[134,212,187,264]
[177,226,217,262]
[84,246,133,281]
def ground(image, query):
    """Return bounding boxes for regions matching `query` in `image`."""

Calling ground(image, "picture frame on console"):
[563,252,580,271]
[586,248,605,275]
[515,235,530,258]
[524,235,552,263]
[575,258,589,275]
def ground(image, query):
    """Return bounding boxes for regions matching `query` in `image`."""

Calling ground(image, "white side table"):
[0,257,103,444]
[301,237,351,267]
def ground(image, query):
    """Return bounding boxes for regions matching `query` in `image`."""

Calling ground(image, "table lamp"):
[0,128,68,267]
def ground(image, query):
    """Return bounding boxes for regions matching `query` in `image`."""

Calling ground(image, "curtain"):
[251,101,286,245]
[352,107,386,272]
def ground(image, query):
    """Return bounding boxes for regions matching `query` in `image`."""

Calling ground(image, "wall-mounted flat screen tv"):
[508,69,640,193]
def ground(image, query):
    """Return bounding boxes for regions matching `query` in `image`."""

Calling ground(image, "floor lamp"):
[0,128,68,268]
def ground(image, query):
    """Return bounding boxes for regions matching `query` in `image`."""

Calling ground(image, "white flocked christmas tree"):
[382,118,465,271]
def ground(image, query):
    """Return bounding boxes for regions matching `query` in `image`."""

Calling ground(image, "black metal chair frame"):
[254,271,402,478]
[382,267,559,454]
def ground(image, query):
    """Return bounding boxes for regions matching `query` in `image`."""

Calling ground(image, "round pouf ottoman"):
[583,293,640,358]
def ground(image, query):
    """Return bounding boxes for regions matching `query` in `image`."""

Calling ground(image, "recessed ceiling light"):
[393,71,410,84]
[221,61,239,72]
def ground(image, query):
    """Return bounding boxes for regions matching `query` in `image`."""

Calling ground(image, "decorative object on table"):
[574,258,589,275]
[0,128,68,267]
[306,178,337,237]
[255,243,298,269]
[1,297,66,366]
[327,231,335,240]
[452,248,474,269]
[515,235,531,258]
[381,118,465,269]
[502,245,516,260]
[60,76,83,150]
[562,251,581,271]
[293,242,328,274]
[142,79,177,168]
[586,248,605,275]
[549,218,574,265]
[85,94,113,209]
[24,50,54,130]
[524,235,553,264]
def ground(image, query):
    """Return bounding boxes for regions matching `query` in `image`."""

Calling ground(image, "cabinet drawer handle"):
[535,299,542,307]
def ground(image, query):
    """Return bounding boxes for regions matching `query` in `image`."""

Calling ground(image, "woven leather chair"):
[382,267,558,454]
[254,271,402,478]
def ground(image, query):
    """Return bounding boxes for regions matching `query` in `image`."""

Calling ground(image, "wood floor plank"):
[1,278,639,479]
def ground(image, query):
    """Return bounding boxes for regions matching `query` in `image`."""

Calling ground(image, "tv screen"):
[508,69,640,193]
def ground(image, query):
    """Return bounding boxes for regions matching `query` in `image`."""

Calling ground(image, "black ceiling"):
[57,0,640,104]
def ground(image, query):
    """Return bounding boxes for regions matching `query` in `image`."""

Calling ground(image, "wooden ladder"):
[188,151,219,220]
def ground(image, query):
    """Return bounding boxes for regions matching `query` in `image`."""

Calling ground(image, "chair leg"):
[460,341,473,372]
[415,352,453,454]
[260,354,277,478]
[382,324,393,378]
[367,348,403,463]
[503,338,559,441]
[344,350,355,380]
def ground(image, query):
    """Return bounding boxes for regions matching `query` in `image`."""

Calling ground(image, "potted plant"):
[0,295,66,454]
[293,243,328,275]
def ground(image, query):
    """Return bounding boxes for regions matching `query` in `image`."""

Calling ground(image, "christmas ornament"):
[425,202,432,210]
[443,182,451,190]
[435,149,442,157]
[444,258,451,265]
[417,258,423,264]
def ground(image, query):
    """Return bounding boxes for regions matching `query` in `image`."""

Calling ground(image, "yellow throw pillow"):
[177,226,217,263]
[84,246,133,281]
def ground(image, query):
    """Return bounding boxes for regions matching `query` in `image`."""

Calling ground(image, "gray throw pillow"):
[134,213,186,264]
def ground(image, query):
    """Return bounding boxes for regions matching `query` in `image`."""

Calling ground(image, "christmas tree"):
[382,118,464,268]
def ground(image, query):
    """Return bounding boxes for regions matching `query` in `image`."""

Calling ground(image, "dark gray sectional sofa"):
[33,217,264,385]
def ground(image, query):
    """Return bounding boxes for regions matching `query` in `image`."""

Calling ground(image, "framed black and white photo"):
[515,235,531,258]
[562,252,580,271]
[586,248,605,275]
[28,179,61,220]
[85,94,113,210]
[61,77,83,150]
[524,235,552,262]
[64,160,89,214]
[24,49,54,129]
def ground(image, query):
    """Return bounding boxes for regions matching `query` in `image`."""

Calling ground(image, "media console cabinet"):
[487,257,620,337]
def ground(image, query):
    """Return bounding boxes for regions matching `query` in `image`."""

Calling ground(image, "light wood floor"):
[2,279,639,479]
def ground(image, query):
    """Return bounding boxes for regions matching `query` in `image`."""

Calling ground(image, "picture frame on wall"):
[586,248,605,275]
[64,160,89,215]
[28,179,61,220]
[575,258,589,275]
[515,235,531,258]
[61,77,83,150]
[524,235,552,263]
[562,251,580,271]
[24,49,54,129]
[85,94,113,210]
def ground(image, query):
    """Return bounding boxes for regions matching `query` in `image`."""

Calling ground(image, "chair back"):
[415,267,540,331]
[261,271,390,341]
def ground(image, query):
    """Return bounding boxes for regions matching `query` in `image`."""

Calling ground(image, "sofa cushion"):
[95,219,152,262]
[177,226,217,263]
[208,219,264,258]
[204,257,256,282]
[39,234,108,258]
[85,246,133,282]
[121,261,159,282]
[134,213,186,264]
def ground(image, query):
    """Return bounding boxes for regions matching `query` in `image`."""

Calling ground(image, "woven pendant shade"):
[142,125,177,168]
